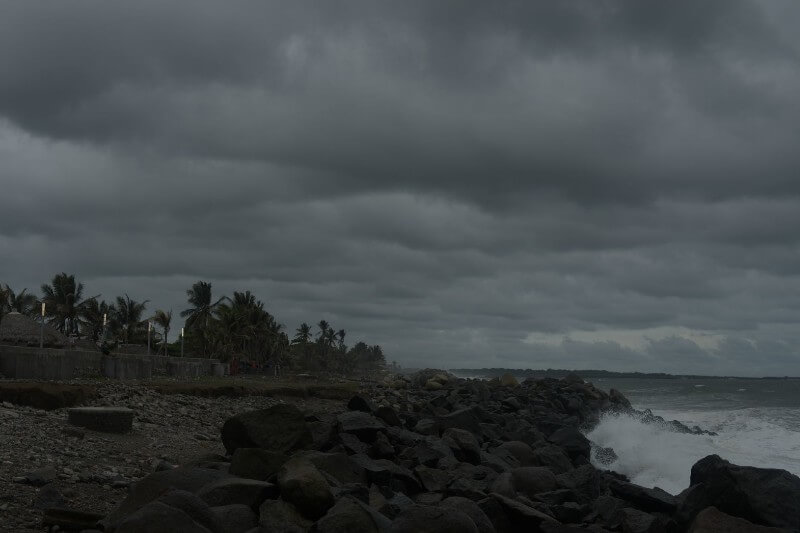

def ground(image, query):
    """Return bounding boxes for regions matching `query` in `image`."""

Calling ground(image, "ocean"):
[587,377,800,495]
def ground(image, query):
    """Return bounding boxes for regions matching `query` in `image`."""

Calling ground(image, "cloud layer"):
[2,1,800,375]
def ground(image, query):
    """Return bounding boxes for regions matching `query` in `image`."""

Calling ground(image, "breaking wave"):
[586,408,800,495]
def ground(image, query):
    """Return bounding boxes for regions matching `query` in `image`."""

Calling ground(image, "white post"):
[181,327,185,357]
[40,302,45,349]
[147,321,152,355]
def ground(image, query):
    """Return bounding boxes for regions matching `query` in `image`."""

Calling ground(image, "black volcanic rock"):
[221,404,313,455]
[676,454,800,530]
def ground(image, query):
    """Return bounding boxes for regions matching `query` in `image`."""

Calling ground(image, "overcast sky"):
[2,1,800,376]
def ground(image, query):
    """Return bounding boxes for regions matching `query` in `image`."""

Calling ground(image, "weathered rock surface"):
[677,454,800,530]
[221,404,313,454]
[59,372,800,533]
[277,456,335,520]
[688,506,792,533]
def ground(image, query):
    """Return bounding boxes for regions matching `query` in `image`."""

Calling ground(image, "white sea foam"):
[586,408,800,495]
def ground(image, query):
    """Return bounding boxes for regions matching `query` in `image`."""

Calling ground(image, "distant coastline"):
[446,368,800,380]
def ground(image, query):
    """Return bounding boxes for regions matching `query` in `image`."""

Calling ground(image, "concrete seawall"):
[0,344,224,380]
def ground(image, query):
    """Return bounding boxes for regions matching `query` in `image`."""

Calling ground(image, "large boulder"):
[196,477,277,509]
[114,490,222,533]
[259,499,312,533]
[209,504,257,533]
[337,411,386,443]
[443,428,482,465]
[607,477,677,513]
[688,506,791,533]
[221,404,313,455]
[314,496,392,533]
[676,455,800,530]
[103,466,228,527]
[546,427,590,462]
[440,496,496,533]
[277,457,335,520]
[509,467,559,500]
[229,448,288,481]
[115,502,213,533]
[389,504,478,533]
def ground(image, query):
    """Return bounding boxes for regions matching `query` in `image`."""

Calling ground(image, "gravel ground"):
[0,380,343,532]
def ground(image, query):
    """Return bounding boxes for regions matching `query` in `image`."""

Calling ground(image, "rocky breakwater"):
[91,370,800,532]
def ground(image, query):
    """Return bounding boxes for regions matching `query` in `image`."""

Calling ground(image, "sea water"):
[587,377,800,495]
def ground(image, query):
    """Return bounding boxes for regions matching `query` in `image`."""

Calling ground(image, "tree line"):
[0,273,387,373]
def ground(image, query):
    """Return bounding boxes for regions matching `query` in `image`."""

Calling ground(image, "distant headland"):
[447,368,799,380]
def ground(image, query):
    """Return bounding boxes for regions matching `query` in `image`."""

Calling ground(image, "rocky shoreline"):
[3,371,800,532]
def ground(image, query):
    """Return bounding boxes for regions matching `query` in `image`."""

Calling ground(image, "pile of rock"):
[85,372,800,532]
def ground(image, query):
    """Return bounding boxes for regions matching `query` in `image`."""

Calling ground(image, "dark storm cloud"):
[3,1,800,375]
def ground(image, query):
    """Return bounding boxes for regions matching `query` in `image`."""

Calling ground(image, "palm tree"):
[41,273,95,335]
[2,285,36,315]
[114,294,149,343]
[0,284,9,328]
[181,281,224,357]
[81,298,116,342]
[293,323,312,344]
[153,309,172,355]
[336,329,347,352]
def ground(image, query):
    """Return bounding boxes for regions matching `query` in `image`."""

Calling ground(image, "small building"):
[0,312,70,348]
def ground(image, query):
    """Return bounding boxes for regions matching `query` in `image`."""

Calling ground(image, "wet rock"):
[620,507,657,533]
[155,490,223,533]
[229,448,288,481]
[114,501,215,533]
[221,404,313,454]
[375,405,403,427]
[347,394,376,414]
[277,457,335,520]
[546,427,590,462]
[210,504,258,533]
[490,493,559,530]
[314,495,392,533]
[510,467,559,499]
[196,477,277,509]
[440,496,496,533]
[389,504,479,533]
[530,445,574,474]
[425,379,443,391]
[415,465,451,493]
[499,374,519,387]
[104,466,228,527]
[492,441,536,467]
[443,428,482,465]
[302,451,368,485]
[259,499,312,533]
[677,454,800,530]
[338,411,386,443]
[607,477,677,513]
[688,506,790,533]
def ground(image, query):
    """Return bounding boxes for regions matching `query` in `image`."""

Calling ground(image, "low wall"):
[0,344,222,381]
[102,356,153,380]
[0,345,103,380]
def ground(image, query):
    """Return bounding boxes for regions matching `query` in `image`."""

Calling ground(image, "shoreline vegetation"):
[0,273,392,376]
[449,368,800,380]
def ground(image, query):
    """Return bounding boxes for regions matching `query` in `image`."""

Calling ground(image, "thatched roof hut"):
[0,312,70,348]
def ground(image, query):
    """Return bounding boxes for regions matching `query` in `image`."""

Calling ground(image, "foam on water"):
[587,408,800,495]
